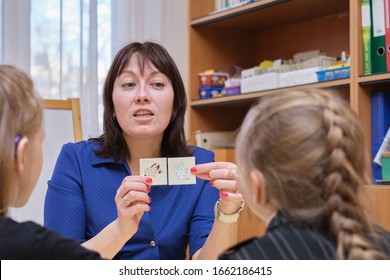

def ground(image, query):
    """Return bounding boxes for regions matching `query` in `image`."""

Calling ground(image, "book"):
[371,91,390,182]
[362,0,372,75]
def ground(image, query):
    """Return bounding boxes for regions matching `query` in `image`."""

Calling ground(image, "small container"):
[316,66,350,82]
[225,85,241,96]
[198,72,229,86]
[382,152,390,181]
[198,86,225,99]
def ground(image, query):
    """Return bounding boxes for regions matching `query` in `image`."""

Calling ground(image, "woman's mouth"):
[134,109,154,117]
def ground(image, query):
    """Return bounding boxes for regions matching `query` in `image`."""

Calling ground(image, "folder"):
[370,0,387,73]
[385,0,390,71]
[371,92,390,182]
[362,0,372,75]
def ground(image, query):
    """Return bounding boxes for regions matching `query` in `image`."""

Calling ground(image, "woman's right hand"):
[114,176,152,238]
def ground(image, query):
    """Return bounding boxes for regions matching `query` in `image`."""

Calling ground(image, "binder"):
[370,0,387,73]
[385,0,390,71]
[362,0,372,75]
[371,91,390,182]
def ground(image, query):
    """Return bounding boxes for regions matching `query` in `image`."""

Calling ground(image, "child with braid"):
[219,89,390,260]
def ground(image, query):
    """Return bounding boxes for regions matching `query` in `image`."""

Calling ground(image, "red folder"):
[385,0,390,71]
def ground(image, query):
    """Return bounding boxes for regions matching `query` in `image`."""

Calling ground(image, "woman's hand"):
[191,162,243,214]
[114,176,152,238]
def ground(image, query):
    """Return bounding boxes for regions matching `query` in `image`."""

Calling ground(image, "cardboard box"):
[241,72,279,93]
[382,152,390,181]
[195,131,236,150]
[278,67,322,88]
[198,72,229,86]
[198,86,224,99]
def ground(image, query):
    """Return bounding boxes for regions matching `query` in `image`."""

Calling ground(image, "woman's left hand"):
[191,162,243,214]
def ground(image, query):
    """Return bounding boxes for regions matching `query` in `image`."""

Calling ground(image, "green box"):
[382,156,390,180]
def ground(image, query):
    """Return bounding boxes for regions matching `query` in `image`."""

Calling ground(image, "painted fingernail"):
[146,177,153,183]
[221,192,228,198]
[190,167,197,173]
[149,197,152,203]
[146,186,151,192]
[209,180,214,186]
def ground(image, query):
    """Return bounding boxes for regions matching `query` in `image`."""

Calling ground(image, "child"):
[0,64,101,259]
[219,89,390,259]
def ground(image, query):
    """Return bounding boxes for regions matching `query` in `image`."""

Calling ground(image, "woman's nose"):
[135,90,151,104]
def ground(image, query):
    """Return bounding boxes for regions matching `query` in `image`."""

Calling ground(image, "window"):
[30,0,111,136]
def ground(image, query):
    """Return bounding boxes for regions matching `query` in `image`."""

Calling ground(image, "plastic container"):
[316,66,350,82]
[279,67,321,87]
[198,86,225,99]
[241,72,279,93]
[198,72,229,86]
[225,86,241,96]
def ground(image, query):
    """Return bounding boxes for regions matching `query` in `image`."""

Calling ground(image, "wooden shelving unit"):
[189,0,390,241]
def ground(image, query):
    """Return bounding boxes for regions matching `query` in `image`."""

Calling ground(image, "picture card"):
[168,157,196,185]
[140,157,167,185]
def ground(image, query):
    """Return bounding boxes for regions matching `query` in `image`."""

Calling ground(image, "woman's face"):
[112,55,174,141]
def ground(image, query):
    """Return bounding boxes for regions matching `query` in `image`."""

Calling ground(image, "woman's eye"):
[152,82,164,89]
[122,82,135,89]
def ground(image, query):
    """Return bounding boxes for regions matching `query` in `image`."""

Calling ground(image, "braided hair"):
[236,89,386,259]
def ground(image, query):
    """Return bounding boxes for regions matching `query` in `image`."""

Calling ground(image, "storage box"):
[241,72,279,93]
[225,85,241,96]
[382,153,390,181]
[279,67,322,88]
[198,86,225,99]
[198,72,229,86]
[316,66,350,82]
[241,67,261,79]
[195,130,236,150]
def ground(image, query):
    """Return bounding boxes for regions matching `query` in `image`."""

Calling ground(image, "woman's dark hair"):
[90,41,192,162]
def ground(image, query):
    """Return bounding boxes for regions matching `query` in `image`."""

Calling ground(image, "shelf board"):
[191,79,349,108]
[190,0,349,31]
[359,73,390,85]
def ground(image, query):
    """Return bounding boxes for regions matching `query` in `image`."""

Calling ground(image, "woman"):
[44,41,243,260]
[219,89,390,259]
[0,64,101,259]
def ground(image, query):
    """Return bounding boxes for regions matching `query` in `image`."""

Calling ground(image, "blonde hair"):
[236,89,386,259]
[0,65,43,216]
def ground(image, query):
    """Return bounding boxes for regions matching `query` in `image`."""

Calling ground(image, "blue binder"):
[371,91,390,182]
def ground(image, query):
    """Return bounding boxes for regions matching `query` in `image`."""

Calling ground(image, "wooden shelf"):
[191,79,350,108]
[359,72,390,85]
[360,185,390,231]
[189,0,390,241]
[191,0,348,31]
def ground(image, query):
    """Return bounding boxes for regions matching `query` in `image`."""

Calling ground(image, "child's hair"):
[0,65,43,216]
[236,89,386,259]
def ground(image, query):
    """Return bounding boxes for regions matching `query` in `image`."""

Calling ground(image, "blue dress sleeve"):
[44,143,87,243]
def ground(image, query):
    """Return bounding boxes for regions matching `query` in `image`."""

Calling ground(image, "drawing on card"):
[173,161,187,180]
[168,157,196,185]
[144,163,163,177]
[140,158,168,185]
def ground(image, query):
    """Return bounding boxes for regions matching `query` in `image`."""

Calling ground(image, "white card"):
[140,158,167,185]
[168,157,196,185]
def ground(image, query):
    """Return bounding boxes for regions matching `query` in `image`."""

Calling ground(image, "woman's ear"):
[15,137,29,176]
[249,170,267,205]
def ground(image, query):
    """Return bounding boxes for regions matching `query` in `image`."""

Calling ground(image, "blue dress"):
[44,140,219,260]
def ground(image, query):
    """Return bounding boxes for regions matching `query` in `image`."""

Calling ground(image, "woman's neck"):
[125,136,162,175]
